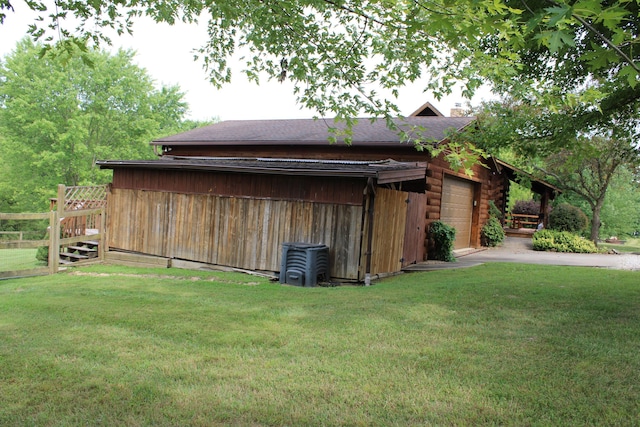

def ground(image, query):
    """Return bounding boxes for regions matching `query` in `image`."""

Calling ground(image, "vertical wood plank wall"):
[403,191,427,266]
[107,188,363,280]
[360,188,409,277]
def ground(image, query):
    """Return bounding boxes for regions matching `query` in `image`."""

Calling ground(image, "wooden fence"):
[0,212,53,279]
[0,231,24,240]
[1,184,107,279]
[0,208,105,279]
[107,188,363,280]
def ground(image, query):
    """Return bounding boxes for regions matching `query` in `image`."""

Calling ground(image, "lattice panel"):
[59,185,108,236]
[64,185,108,211]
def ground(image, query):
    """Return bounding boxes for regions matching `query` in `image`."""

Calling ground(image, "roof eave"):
[494,158,562,196]
[150,140,421,147]
[96,160,426,186]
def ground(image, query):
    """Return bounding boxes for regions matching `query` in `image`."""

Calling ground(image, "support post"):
[99,207,106,260]
[57,184,65,219]
[49,210,60,274]
[364,178,376,286]
[540,190,550,228]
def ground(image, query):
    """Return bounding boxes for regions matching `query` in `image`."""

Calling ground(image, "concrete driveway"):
[404,237,640,271]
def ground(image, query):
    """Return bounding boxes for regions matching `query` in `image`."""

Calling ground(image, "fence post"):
[49,210,60,274]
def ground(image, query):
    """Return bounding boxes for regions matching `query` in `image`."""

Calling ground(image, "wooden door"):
[402,192,427,266]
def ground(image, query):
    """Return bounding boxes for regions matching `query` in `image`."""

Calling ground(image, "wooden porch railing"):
[505,213,540,229]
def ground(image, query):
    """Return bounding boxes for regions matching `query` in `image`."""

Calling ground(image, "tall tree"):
[557,166,640,239]
[534,136,637,243]
[598,166,640,238]
[0,38,188,211]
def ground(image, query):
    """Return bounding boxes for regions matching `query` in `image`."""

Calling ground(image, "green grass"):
[1,264,639,425]
[0,248,44,272]
[600,237,640,253]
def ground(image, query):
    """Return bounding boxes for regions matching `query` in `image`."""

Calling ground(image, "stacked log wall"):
[425,155,495,249]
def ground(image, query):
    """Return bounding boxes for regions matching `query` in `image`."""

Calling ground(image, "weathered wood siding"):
[156,145,502,253]
[112,168,364,205]
[360,188,409,277]
[403,191,427,265]
[107,188,363,279]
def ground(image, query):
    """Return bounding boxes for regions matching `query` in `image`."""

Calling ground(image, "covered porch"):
[492,159,561,238]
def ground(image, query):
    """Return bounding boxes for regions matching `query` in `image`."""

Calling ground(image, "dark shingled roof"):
[152,117,475,147]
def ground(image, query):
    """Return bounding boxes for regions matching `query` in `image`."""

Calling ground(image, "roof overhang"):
[493,158,562,198]
[97,157,427,189]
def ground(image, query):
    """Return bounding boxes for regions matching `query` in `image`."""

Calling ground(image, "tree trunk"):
[590,199,605,245]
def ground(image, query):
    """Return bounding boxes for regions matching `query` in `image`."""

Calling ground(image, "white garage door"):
[441,176,474,250]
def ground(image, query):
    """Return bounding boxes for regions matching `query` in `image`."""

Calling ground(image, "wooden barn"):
[97,103,553,283]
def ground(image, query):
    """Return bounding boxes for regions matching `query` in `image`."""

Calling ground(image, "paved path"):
[404,237,640,271]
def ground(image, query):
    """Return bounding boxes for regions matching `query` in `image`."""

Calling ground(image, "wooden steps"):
[59,241,100,264]
[67,245,98,255]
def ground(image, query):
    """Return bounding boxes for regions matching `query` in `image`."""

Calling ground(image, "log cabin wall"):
[426,155,502,249]
[163,144,464,163]
[163,144,415,161]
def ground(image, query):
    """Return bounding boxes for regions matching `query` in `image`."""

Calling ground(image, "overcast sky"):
[0,5,492,122]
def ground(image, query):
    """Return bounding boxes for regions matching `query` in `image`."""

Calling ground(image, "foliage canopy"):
[1,0,638,125]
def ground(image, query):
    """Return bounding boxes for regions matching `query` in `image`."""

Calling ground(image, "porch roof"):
[493,158,562,197]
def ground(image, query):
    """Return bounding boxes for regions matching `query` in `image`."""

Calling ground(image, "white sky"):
[0,4,493,122]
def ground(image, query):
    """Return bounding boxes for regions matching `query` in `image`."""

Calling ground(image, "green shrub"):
[36,246,49,264]
[548,204,588,233]
[488,200,503,220]
[428,221,456,262]
[482,216,505,247]
[533,229,597,253]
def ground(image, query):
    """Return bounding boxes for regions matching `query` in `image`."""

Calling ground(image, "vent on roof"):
[280,243,329,287]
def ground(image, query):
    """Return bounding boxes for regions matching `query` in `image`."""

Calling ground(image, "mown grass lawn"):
[1,263,639,426]
[0,248,44,272]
